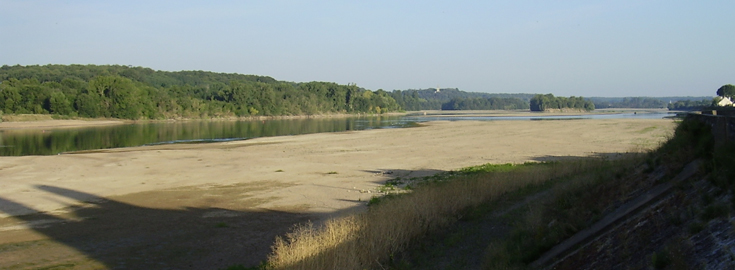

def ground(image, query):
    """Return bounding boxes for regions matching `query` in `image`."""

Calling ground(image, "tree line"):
[529,94,595,111]
[591,97,667,109]
[667,99,713,111]
[441,97,528,110]
[0,65,400,119]
[388,88,532,111]
[663,84,733,111]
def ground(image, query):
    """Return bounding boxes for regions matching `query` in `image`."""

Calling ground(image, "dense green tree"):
[390,88,531,111]
[442,97,527,110]
[530,94,594,111]
[75,93,103,118]
[590,97,667,109]
[717,84,735,99]
[667,99,714,110]
[49,91,73,115]
[0,64,401,119]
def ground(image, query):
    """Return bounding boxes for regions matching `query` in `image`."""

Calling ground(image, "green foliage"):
[700,203,729,221]
[667,99,713,111]
[389,88,532,111]
[651,250,671,269]
[441,97,528,110]
[688,222,705,234]
[656,118,714,166]
[458,163,530,174]
[591,97,667,109]
[0,64,401,119]
[529,94,594,111]
[367,196,382,206]
[219,262,270,270]
[716,84,735,99]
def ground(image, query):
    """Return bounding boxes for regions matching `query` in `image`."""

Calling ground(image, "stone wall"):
[687,111,735,144]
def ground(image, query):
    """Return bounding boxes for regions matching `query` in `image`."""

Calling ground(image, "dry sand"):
[0,118,677,268]
[0,119,676,218]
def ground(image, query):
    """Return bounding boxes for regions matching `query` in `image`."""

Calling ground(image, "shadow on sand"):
[0,169,447,269]
[0,185,319,269]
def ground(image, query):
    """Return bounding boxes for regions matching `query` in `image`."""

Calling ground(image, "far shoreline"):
[0,109,673,131]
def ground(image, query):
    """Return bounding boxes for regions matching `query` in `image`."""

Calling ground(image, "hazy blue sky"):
[1,1,733,97]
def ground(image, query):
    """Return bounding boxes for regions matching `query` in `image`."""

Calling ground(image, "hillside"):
[0,64,399,119]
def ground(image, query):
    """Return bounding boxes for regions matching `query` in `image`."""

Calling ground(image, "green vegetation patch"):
[0,64,401,120]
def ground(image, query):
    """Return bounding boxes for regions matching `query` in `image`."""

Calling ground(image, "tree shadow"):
[0,185,341,269]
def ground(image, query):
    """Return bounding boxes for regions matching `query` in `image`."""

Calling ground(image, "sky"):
[1,1,733,97]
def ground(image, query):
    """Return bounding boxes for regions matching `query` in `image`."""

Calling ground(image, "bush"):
[656,118,713,168]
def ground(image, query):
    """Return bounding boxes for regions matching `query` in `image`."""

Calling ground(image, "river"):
[0,110,676,156]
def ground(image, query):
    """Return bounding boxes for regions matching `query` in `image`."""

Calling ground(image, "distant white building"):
[716,96,734,107]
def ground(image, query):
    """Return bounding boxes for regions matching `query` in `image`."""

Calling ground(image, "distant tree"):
[716,84,735,99]
[667,99,713,111]
[530,94,594,111]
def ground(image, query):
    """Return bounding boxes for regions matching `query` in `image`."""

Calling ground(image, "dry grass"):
[266,159,614,270]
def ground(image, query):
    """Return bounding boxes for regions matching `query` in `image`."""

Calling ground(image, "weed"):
[367,196,381,206]
[275,169,284,172]
[700,203,729,221]
[651,249,671,269]
[688,222,705,234]
[326,171,338,174]
[701,193,714,205]
[443,231,464,247]
[220,262,270,270]
[216,222,229,228]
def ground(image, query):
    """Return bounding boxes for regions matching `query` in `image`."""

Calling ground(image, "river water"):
[0,111,676,156]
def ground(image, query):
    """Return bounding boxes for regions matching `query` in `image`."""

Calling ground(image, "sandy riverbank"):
[0,119,128,130]
[0,118,677,268]
[0,118,676,217]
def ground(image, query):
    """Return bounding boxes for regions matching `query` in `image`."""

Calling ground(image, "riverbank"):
[0,114,128,130]
[406,108,671,117]
[0,118,676,268]
[0,113,405,131]
[0,109,671,131]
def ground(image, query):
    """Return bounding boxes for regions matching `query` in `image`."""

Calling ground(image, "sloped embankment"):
[262,117,735,270]
[389,117,735,269]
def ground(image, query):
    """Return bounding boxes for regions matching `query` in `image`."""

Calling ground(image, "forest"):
[3,64,712,119]
[529,94,595,111]
[441,97,528,110]
[590,97,667,109]
[667,99,713,110]
[0,65,400,119]
[388,88,532,111]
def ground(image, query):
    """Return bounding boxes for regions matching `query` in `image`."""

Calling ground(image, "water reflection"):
[0,112,673,156]
[0,117,409,156]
